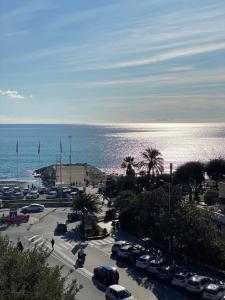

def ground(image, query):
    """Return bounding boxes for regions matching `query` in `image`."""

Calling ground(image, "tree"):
[172,202,225,268]
[174,161,205,201]
[0,236,82,300]
[121,156,136,177]
[72,193,101,214]
[206,158,225,189]
[139,147,164,178]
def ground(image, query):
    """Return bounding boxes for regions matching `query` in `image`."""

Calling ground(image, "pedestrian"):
[51,238,55,250]
[17,241,23,252]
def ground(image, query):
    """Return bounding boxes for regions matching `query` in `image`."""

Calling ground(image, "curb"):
[85,232,110,240]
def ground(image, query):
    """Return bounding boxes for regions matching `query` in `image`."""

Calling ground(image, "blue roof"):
[103,264,114,271]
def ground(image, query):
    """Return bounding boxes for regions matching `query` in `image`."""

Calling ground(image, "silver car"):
[21,204,44,213]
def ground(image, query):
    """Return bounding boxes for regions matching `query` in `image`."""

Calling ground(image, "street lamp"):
[169,162,173,264]
[68,136,72,186]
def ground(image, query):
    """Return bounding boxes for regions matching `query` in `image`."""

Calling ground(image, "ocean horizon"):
[0,122,224,182]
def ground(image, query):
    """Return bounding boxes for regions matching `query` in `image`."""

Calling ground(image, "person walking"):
[51,238,55,250]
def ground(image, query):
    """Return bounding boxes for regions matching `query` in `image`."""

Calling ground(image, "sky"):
[0,0,225,124]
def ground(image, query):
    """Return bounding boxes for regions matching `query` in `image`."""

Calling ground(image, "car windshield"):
[188,280,200,287]
[174,274,185,280]
[118,289,131,298]
[138,257,147,262]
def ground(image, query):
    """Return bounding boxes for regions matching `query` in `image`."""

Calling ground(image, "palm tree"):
[140,147,164,177]
[121,156,136,177]
[72,193,102,214]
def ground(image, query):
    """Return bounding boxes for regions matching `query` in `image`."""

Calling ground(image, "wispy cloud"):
[0,90,25,100]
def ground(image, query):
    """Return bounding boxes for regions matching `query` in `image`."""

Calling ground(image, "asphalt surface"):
[0,207,192,300]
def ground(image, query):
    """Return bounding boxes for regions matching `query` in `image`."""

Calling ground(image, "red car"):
[2,214,29,223]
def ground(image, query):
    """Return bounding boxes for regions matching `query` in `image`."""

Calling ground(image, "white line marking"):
[33,237,42,244]
[59,243,70,249]
[90,240,103,245]
[37,241,45,247]
[27,235,39,241]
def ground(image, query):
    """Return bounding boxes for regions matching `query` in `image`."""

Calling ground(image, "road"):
[0,207,191,300]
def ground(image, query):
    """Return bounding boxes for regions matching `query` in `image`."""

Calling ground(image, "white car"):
[135,255,152,269]
[111,241,129,255]
[21,204,44,213]
[185,275,212,294]
[146,258,165,274]
[172,271,195,288]
[202,283,225,300]
[117,244,142,259]
[26,191,39,199]
[105,284,137,300]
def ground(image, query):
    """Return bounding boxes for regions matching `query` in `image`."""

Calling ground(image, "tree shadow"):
[125,266,191,300]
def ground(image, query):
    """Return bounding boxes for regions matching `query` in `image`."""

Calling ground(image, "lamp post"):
[169,163,173,264]
[68,136,72,186]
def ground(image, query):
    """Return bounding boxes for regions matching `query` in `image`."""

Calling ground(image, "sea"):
[0,123,224,182]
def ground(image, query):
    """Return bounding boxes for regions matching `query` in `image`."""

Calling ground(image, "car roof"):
[103,264,116,271]
[109,284,126,292]
[190,275,208,282]
[206,283,222,291]
[115,240,127,245]
[139,255,150,259]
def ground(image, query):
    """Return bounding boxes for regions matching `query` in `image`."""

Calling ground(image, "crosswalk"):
[25,234,75,252]
[88,236,114,254]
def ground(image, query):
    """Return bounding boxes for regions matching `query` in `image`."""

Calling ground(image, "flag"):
[38,141,40,155]
[16,140,19,154]
[60,138,62,153]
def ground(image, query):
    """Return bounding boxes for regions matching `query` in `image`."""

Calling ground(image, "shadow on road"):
[125,266,189,300]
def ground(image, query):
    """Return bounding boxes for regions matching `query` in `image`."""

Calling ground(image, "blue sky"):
[0,0,225,123]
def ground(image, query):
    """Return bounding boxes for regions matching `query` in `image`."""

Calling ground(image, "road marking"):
[33,237,42,244]
[105,237,114,243]
[78,267,93,278]
[27,235,39,241]
[59,242,70,249]
[37,241,45,247]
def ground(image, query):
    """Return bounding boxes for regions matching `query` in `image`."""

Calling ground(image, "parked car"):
[185,275,212,294]
[140,237,152,251]
[135,255,153,269]
[15,192,24,200]
[93,265,119,286]
[111,241,130,256]
[105,284,137,300]
[23,188,30,195]
[38,187,47,194]
[117,244,143,259]
[26,191,39,200]
[172,271,195,288]
[202,283,225,300]
[21,204,44,213]
[55,221,67,234]
[126,248,146,264]
[146,258,166,274]
[46,191,57,199]
[157,264,181,281]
